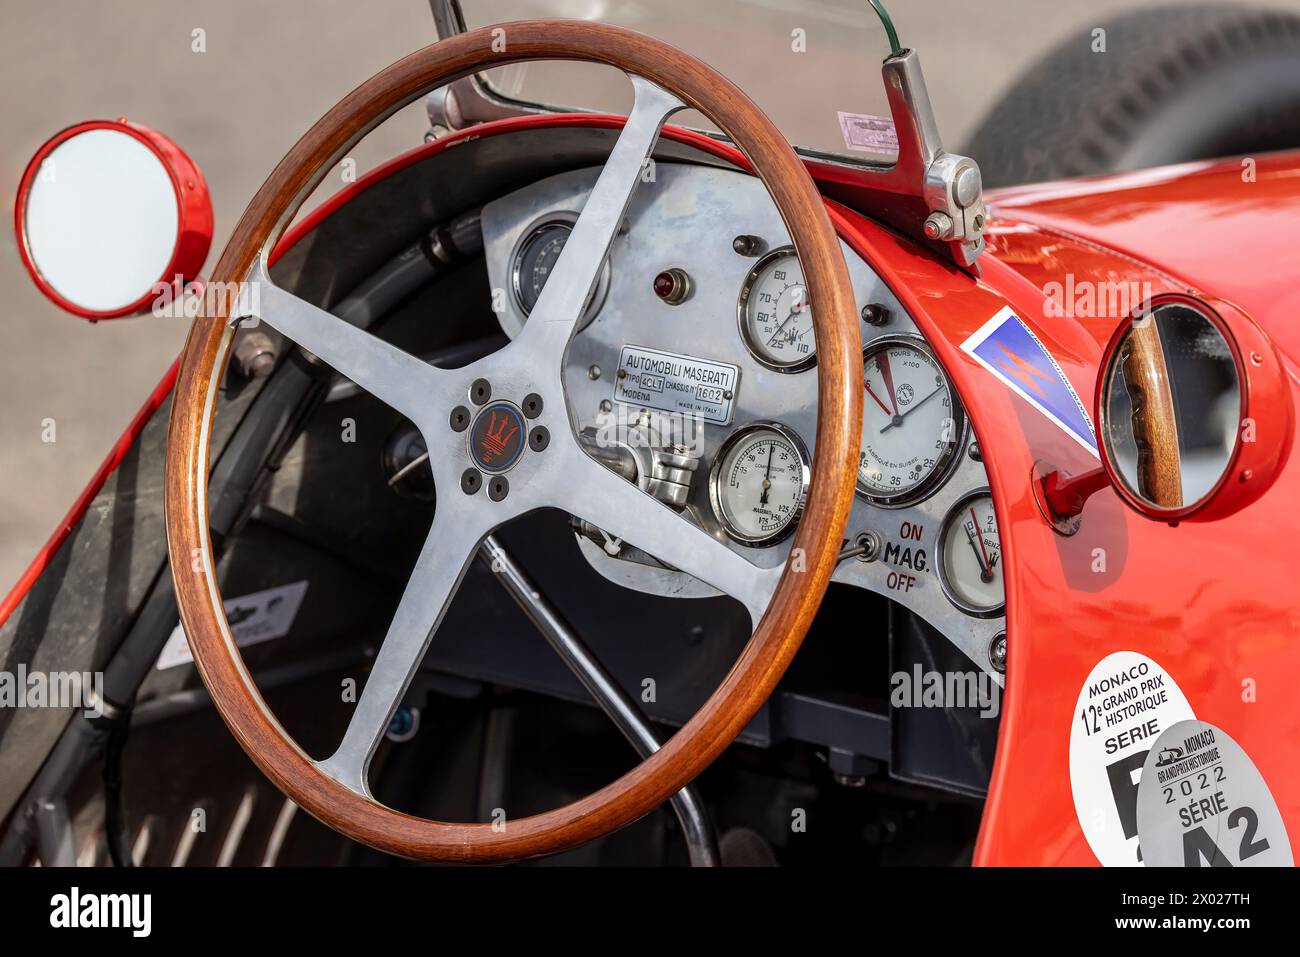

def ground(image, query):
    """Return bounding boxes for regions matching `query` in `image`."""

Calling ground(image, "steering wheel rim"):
[165,19,863,863]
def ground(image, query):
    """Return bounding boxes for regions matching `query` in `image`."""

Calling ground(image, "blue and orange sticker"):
[960,306,1099,457]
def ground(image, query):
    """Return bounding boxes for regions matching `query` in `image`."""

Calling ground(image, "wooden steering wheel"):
[165,20,862,862]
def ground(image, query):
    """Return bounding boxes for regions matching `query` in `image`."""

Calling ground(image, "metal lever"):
[479,535,720,866]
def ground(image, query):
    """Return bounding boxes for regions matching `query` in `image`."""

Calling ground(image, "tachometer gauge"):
[857,337,964,506]
[511,218,608,327]
[709,423,809,546]
[737,247,816,371]
[938,491,1005,616]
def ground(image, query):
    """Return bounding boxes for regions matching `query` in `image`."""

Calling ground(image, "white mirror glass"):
[23,128,180,313]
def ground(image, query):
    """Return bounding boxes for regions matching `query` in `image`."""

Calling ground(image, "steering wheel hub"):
[467,399,527,474]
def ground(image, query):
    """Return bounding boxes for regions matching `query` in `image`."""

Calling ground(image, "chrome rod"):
[479,535,720,867]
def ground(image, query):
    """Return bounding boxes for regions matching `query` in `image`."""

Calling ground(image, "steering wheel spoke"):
[516,76,684,361]
[555,448,781,626]
[316,507,487,796]
[241,260,447,432]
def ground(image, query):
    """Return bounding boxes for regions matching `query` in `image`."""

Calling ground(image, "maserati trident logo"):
[469,401,526,473]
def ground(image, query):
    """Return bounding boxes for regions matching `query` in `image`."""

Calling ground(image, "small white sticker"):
[1136,720,1292,866]
[836,112,899,155]
[1069,651,1196,866]
[156,580,309,670]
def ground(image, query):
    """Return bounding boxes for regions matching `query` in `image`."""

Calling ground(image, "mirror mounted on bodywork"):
[14,118,212,320]
[1039,295,1293,529]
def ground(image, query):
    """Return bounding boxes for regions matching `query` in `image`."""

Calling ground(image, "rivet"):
[989,633,1007,673]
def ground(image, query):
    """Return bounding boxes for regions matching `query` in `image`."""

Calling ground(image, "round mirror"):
[1098,300,1241,516]
[14,120,212,319]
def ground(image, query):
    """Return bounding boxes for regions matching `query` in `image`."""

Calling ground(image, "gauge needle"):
[968,509,995,583]
[878,385,944,433]
[864,382,893,416]
[764,290,806,347]
[760,443,775,505]
[875,352,903,428]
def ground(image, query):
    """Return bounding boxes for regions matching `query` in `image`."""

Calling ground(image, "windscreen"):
[456,0,901,164]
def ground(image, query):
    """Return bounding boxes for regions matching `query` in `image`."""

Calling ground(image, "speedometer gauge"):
[857,337,964,506]
[737,247,816,371]
[938,491,1005,616]
[709,423,809,546]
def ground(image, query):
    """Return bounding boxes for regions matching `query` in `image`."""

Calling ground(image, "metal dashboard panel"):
[480,163,1006,681]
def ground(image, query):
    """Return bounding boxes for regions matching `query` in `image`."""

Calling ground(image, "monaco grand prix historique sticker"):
[1135,720,1293,867]
[1069,651,1195,866]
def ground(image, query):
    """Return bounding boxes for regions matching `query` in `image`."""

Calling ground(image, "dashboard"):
[480,163,1007,683]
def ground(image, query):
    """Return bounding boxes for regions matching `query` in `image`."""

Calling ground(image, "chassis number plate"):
[612,345,740,425]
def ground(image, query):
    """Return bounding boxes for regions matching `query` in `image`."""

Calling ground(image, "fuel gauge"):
[938,491,1004,617]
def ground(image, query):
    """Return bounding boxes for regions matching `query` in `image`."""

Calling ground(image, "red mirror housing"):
[13,118,213,320]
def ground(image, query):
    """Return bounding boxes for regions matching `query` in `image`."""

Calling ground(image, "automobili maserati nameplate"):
[612,344,740,425]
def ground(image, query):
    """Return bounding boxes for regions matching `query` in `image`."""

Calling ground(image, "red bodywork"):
[6,115,1298,865]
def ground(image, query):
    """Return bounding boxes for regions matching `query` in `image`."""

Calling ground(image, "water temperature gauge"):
[938,491,1005,616]
[708,422,809,546]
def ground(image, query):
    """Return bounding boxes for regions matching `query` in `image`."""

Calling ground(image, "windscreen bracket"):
[426,0,986,269]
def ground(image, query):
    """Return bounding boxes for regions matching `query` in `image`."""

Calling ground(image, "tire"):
[965,4,1300,187]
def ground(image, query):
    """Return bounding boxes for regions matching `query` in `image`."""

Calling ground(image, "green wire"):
[867,0,903,55]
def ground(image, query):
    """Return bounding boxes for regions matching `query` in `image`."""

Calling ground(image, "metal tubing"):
[479,535,719,866]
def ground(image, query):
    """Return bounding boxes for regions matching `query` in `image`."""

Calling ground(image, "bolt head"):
[487,476,509,502]
[470,378,492,405]
[461,468,482,495]
[954,165,982,208]
[924,211,955,241]
[989,633,1007,673]
[449,406,470,432]
[861,304,889,327]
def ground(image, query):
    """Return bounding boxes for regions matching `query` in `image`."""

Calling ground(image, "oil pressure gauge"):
[938,491,1005,617]
[737,247,816,372]
[709,422,809,546]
